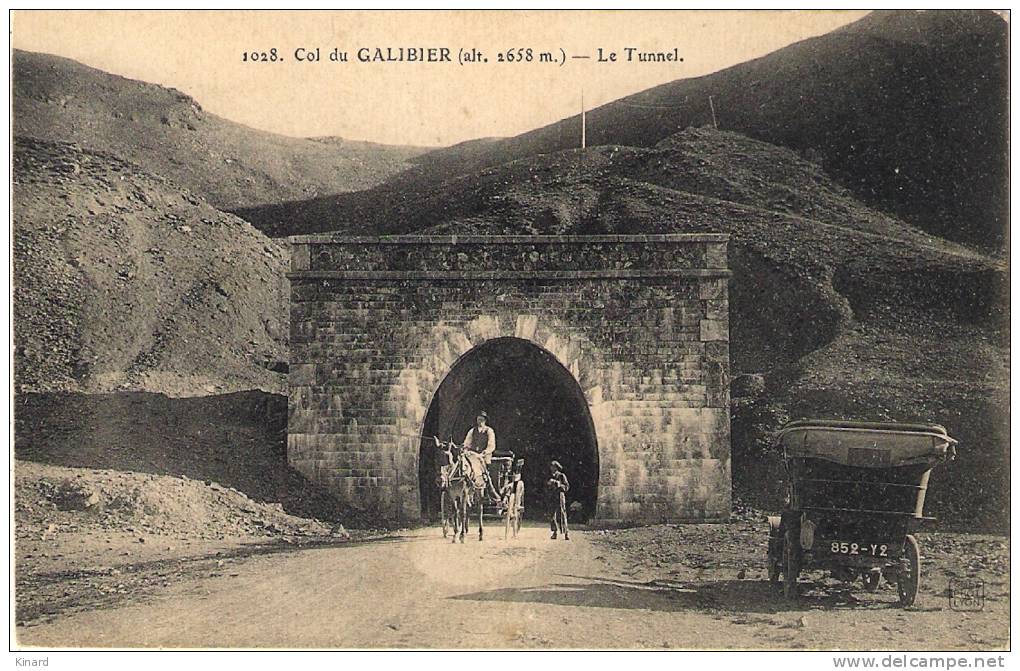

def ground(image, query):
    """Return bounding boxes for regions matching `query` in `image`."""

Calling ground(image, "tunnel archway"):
[418,337,599,522]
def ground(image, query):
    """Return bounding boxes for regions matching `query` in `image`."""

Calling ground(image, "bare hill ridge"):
[241,126,997,255]
[13,49,427,211]
[13,137,288,396]
[361,10,1008,247]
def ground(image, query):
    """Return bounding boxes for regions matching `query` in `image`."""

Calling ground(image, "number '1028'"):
[242,49,280,62]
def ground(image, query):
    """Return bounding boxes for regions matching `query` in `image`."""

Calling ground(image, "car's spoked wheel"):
[898,534,920,607]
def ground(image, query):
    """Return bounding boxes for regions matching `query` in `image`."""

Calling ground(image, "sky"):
[12,10,868,147]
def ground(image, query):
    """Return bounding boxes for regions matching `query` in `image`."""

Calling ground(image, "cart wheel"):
[864,569,881,592]
[898,534,920,607]
[783,527,800,602]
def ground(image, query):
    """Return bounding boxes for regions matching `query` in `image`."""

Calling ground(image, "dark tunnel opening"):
[419,337,599,522]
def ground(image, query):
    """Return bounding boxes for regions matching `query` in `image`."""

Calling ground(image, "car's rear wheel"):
[898,534,920,607]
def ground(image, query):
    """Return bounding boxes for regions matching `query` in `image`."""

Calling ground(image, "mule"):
[435,441,455,538]
[436,439,487,543]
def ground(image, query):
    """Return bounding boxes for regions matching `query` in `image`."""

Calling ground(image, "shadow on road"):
[452,574,905,614]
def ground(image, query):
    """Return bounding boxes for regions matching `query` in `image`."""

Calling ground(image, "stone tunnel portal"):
[419,337,599,522]
[287,234,733,525]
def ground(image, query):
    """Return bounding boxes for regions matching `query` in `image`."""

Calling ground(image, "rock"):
[731,373,766,399]
[63,489,98,510]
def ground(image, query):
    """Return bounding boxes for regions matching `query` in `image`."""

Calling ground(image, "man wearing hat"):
[463,411,496,464]
[546,460,570,540]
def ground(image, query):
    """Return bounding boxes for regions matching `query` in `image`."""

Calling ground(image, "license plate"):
[828,541,890,557]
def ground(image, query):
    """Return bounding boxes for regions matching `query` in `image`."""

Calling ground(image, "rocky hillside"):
[10,389,366,525]
[13,49,426,210]
[15,460,339,541]
[13,137,288,396]
[256,10,1006,247]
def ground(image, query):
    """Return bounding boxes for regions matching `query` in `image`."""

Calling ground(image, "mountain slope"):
[13,49,427,210]
[243,125,1006,403]
[364,129,1003,361]
[13,137,288,396]
[351,10,1007,247]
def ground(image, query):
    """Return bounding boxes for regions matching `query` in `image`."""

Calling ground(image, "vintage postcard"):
[8,8,1010,657]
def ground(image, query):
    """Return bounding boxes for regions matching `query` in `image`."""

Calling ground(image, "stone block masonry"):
[288,234,731,524]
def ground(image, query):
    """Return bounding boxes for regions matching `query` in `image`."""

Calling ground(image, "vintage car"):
[767,420,957,606]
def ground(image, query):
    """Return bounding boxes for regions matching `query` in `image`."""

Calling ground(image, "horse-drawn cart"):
[767,420,957,606]
[434,438,524,542]
[484,454,517,516]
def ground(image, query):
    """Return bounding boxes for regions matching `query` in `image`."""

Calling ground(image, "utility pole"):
[581,88,586,149]
[709,95,718,130]
[578,88,587,225]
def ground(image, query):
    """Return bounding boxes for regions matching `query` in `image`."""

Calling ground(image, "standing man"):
[463,411,496,464]
[546,460,570,540]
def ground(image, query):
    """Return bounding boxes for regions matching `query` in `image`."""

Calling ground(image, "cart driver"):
[463,411,496,464]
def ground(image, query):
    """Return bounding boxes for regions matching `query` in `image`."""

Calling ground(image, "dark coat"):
[545,470,569,505]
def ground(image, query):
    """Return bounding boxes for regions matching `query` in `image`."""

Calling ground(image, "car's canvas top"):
[776,420,957,467]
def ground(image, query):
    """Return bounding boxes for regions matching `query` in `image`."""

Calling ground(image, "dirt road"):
[17,522,1008,649]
